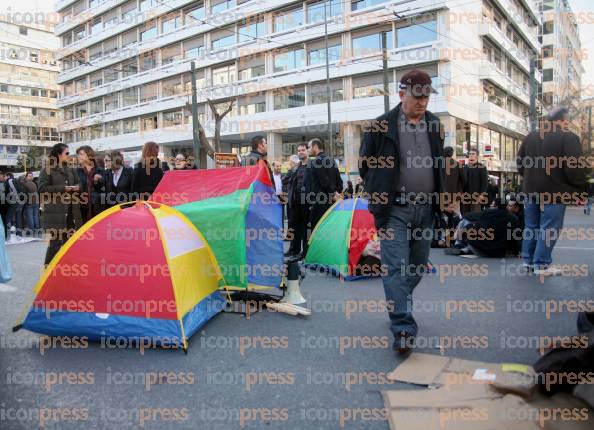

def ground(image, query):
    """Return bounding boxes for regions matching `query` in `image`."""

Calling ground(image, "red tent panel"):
[347,209,376,275]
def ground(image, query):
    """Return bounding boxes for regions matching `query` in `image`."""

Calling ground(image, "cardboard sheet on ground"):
[387,352,535,396]
[383,353,594,430]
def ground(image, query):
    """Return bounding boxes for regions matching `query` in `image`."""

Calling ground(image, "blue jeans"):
[522,203,566,267]
[586,198,593,215]
[380,204,434,342]
[24,204,40,232]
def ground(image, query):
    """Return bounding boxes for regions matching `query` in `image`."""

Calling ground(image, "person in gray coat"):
[38,143,83,266]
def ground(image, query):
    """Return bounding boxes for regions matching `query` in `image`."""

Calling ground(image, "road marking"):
[0,285,16,292]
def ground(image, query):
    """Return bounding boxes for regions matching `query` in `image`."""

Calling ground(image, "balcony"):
[479,22,539,77]
[479,101,529,137]
[491,0,540,52]
[479,62,530,106]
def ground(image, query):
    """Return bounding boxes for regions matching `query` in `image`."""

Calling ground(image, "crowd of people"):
[0,141,196,264]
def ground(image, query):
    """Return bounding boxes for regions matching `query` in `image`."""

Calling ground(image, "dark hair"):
[309,138,324,151]
[546,107,569,122]
[109,151,124,168]
[49,143,68,165]
[297,143,307,150]
[251,135,266,151]
[444,146,454,158]
[468,147,479,156]
[76,145,95,161]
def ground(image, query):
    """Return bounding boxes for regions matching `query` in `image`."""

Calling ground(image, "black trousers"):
[44,208,75,266]
[288,204,308,255]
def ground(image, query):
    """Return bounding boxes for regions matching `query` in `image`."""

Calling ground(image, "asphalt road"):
[0,207,592,430]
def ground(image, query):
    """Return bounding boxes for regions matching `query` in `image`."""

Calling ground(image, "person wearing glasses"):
[38,143,83,266]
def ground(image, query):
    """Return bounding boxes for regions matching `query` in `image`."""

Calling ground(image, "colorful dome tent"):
[152,162,283,290]
[305,197,379,281]
[13,203,224,350]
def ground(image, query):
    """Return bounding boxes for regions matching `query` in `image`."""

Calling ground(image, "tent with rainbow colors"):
[14,203,224,350]
[304,197,379,281]
[152,162,283,290]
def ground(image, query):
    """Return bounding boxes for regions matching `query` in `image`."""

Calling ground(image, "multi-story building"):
[0,19,61,170]
[536,0,584,131]
[581,96,594,155]
[54,0,540,185]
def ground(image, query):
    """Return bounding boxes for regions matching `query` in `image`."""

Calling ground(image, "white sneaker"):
[534,266,563,276]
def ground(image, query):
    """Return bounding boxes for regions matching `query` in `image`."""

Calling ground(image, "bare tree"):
[192,99,234,167]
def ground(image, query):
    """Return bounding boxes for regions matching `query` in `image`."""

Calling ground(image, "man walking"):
[305,138,342,232]
[517,107,588,276]
[287,144,309,257]
[462,148,488,214]
[359,69,444,354]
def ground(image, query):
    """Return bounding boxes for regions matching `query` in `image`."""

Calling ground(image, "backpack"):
[11,178,28,195]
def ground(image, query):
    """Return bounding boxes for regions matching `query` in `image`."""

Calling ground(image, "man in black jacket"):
[462,148,488,214]
[359,69,444,354]
[241,135,273,180]
[286,145,309,257]
[102,151,133,207]
[305,138,343,232]
[517,107,589,276]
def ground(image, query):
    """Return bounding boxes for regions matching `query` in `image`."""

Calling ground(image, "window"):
[184,36,204,58]
[104,68,119,83]
[141,115,158,131]
[90,125,103,140]
[308,80,343,104]
[543,21,553,35]
[308,43,342,65]
[123,87,139,106]
[104,9,118,27]
[31,89,39,97]
[543,69,553,82]
[542,45,553,58]
[353,73,393,98]
[351,0,388,11]
[211,0,236,14]
[274,86,305,110]
[162,76,183,97]
[140,82,158,103]
[307,0,342,23]
[62,34,72,47]
[212,30,236,49]
[184,2,205,24]
[140,20,157,41]
[239,17,266,43]
[397,20,436,48]
[139,0,157,11]
[91,17,102,34]
[105,121,119,137]
[239,56,265,80]
[239,94,266,115]
[122,59,138,77]
[212,64,236,85]
[19,26,28,35]
[273,47,305,72]
[40,89,48,97]
[163,110,183,127]
[124,118,138,133]
[162,43,181,64]
[75,102,87,118]
[274,7,304,33]
[352,31,392,56]
[90,98,103,114]
[103,37,118,56]
[140,51,158,71]
[74,25,86,41]
[162,12,181,33]
[75,78,87,93]
[121,0,138,21]
[122,29,138,48]
[88,44,103,61]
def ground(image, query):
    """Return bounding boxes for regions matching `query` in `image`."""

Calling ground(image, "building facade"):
[536,0,584,131]
[581,96,593,155]
[0,19,61,170]
[54,0,540,184]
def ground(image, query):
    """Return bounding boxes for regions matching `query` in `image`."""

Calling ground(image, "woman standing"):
[38,143,83,266]
[76,145,104,222]
[132,142,169,200]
